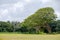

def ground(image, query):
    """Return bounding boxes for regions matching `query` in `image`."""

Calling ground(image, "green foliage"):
[21,7,57,33]
[29,28,36,34]
[0,21,20,32]
[49,21,57,32]
[56,20,60,33]
[0,21,12,32]
[19,27,28,33]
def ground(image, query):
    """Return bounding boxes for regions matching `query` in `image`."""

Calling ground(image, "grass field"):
[0,33,60,40]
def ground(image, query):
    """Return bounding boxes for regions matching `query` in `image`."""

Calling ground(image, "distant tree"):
[0,21,21,32]
[56,20,60,33]
[21,7,57,33]
[11,21,20,32]
[49,21,57,33]
[0,21,12,32]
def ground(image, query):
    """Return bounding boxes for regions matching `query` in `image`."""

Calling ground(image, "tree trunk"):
[45,23,51,33]
[34,26,40,33]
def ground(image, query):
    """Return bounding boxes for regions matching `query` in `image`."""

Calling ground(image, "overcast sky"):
[0,0,60,22]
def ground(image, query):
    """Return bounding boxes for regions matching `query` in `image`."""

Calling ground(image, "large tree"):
[21,7,57,33]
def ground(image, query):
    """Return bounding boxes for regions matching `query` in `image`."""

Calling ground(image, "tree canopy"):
[21,7,57,33]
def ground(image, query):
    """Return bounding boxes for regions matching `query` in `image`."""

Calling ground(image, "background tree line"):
[0,7,60,34]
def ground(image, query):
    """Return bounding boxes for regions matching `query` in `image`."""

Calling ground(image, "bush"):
[29,28,36,34]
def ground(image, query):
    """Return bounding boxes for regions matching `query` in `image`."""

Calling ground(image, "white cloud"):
[0,0,60,22]
[14,2,24,8]
[55,11,60,20]
[0,1,25,21]
[8,2,24,13]
[0,9,10,21]
[0,9,8,17]
[25,0,32,3]
[40,0,52,3]
[2,9,8,14]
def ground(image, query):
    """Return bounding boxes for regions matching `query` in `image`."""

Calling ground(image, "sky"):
[0,0,60,22]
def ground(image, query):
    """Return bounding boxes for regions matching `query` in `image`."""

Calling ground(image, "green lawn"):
[0,33,60,40]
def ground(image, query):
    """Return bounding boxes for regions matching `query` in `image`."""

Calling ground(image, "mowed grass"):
[0,33,60,40]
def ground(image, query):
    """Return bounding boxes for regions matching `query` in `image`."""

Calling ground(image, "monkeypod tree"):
[21,7,57,33]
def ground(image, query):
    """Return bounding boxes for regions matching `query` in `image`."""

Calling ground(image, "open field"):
[0,33,60,40]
